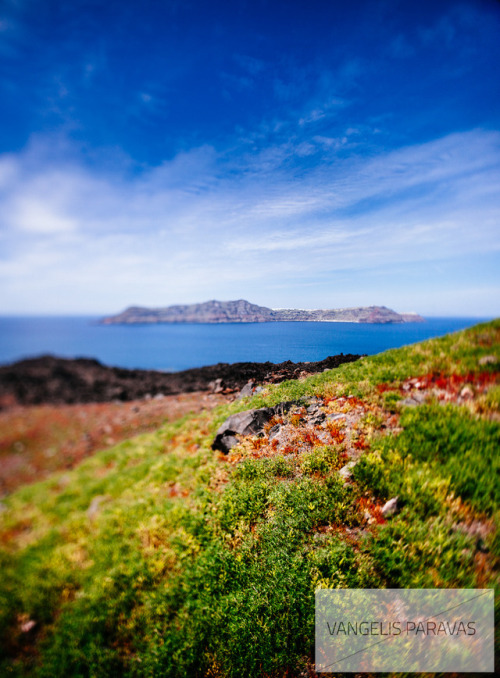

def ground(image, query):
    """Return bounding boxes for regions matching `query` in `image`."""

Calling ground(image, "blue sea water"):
[0,316,492,372]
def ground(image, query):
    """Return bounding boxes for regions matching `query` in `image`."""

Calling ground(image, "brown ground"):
[0,391,229,495]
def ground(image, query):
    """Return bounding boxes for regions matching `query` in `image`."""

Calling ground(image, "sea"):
[0,316,492,372]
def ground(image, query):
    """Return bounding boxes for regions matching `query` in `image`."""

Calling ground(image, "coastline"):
[0,352,362,407]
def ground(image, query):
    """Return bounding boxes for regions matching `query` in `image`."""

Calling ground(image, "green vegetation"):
[0,319,499,676]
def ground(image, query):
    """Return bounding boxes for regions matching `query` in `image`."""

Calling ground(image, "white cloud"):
[0,128,499,314]
[11,198,77,234]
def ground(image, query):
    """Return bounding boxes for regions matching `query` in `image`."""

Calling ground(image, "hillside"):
[100,299,425,324]
[0,320,498,676]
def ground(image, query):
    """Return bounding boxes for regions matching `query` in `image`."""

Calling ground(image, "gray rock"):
[307,411,326,425]
[212,401,299,453]
[273,401,300,416]
[381,497,400,518]
[326,413,346,422]
[268,424,282,441]
[401,394,425,407]
[479,355,497,366]
[338,461,357,481]
[214,433,239,454]
[87,495,111,521]
[217,408,272,436]
[209,378,225,394]
[212,408,273,453]
[237,381,255,399]
[306,400,321,413]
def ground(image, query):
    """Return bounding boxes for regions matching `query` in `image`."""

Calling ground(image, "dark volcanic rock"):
[212,401,299,453]
[0,353,362,407]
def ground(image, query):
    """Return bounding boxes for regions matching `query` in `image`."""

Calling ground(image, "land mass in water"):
[100,299,424,325]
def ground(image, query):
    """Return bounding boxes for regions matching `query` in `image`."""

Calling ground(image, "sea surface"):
[0,316,491,372]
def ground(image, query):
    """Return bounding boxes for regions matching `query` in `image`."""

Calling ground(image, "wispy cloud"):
[0,128,499,313]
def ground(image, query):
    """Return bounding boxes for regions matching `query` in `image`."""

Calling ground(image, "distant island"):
[99,299,424,325]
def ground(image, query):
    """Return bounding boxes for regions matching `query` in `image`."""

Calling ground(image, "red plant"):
[326,422,345,444]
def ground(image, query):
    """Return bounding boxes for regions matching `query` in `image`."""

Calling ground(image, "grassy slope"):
[0,320,499,676]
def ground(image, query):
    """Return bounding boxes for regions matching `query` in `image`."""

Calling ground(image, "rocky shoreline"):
[0,353,362,407]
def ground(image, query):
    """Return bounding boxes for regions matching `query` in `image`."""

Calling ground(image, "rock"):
[307,411,326,425]
[306,399,321,413]
[338,461,356,481]
[460,385,474,399]
[218,408,273,436]
[87,495,111,521]
[20,619,37,633]
[211,401,299,453]
[209,378,225,394]
[212,408,273,452]
[381,497,400,518]
[214,433,239,454]
[305,401,325,425]
[237,381,255,399]
[326,413,346,422]
[479,355,497,366]
[268,424,282,441]
[401,394,425,407]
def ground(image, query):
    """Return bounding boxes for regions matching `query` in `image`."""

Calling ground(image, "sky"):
[0,0,499,317]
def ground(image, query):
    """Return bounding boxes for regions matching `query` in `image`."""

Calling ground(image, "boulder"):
[237,380,255,399]
[211,401,299,453]
[208,378,225,394]
[214,433,239,454]
[338,461,357,482]
[381,496,400,518]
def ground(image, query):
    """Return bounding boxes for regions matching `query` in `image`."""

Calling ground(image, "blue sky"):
[0,0,499,316]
